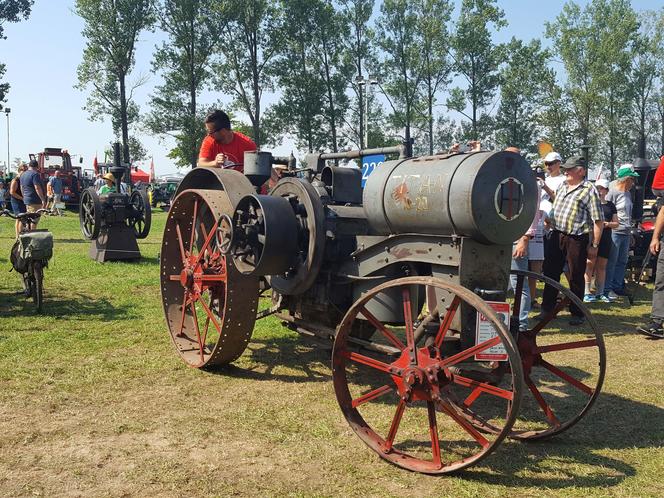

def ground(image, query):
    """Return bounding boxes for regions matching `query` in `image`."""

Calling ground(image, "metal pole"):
[5,108,10,172]
[364,84,369,150]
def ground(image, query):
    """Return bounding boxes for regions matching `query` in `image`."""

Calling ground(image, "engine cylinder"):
[362,151,538,245]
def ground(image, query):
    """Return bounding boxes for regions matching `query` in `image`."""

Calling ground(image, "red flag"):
[93,155,99,175]
[149,157,155,182]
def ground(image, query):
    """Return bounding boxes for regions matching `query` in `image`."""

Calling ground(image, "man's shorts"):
[26,204,43,213]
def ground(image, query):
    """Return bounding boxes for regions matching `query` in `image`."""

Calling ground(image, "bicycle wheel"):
[32,261,44,312]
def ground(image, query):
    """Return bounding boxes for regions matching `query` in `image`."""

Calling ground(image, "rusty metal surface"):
[362,151,537,245]
[161,188,259,368]
[332,276,524,474]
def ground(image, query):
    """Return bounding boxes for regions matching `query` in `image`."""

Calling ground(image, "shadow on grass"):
[460,388,664,488]
[207,329,660,489]
[0,290,138,320]
[205,335,333,383]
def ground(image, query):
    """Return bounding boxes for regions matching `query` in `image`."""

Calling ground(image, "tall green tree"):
[538,78,577,160]
[267,0,348,153]
[213,0,279,147]
[339,0,374,149]
[495,38,550,152]
[146,0,222,169]
[75,0,155,163]
[629,10,664,158]
[546,0,637,173]
[0,0,34,105]
[414,0,453,155]
[448,0,505,141]
[375,0,422,152]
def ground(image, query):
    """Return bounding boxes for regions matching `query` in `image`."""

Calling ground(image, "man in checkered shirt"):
[540,155,603,325]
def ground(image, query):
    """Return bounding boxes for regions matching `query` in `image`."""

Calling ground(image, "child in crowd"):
[584,179,618,302]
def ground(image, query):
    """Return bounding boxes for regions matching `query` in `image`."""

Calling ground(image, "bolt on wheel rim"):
[332,276,524,474]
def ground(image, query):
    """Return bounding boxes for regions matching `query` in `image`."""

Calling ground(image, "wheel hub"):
[392,347,451,403]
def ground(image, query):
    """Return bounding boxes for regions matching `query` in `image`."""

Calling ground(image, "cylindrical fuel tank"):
[362,151,538,245]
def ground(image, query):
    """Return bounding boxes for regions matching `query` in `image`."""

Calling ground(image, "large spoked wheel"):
[31,261,44,312]
[332,276,524,474]
[79,188,102,240]
[160,189,260,368]
[506,269,606,440]
[129,189,152,239]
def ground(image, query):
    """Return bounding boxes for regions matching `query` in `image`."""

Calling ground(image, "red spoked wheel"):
[332,276,524,474]
[161,189,259,368]
[506,269,606,440]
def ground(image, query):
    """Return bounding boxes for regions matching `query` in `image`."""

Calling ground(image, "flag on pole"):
[149,157,155,182]
[93,154,99,175]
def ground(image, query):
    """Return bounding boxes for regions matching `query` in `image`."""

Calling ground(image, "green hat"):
[616,166,639,179]
[561,155,586,169]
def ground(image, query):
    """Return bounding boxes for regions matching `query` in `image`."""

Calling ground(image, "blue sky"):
[0,0,661,175]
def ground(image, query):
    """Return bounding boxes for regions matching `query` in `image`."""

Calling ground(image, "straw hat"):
[102,172,115,181]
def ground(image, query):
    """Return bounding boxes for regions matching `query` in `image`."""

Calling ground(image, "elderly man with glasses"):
[538,155,603,326]
[197,109,256,173]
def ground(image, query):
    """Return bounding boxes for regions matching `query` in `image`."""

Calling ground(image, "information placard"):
[474,301,510,361]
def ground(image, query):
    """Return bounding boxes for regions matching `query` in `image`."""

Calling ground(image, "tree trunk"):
[189,16,197,170]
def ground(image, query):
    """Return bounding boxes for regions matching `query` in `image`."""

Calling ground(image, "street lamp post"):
[355,76,378,149]
[4,107,10,172]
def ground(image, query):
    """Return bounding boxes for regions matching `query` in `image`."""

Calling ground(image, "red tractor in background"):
[29,148,83,208]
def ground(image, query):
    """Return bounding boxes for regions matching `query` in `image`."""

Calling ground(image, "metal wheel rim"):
[161,188,259,368]
[506,269,606,440]
[332,276,524,474]
[129,189,151,239]
[79,188,101,240]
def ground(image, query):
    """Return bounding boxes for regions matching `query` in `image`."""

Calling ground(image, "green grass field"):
[0,211,662,497]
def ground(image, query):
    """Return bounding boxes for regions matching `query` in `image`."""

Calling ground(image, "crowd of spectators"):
[512,149,650,331]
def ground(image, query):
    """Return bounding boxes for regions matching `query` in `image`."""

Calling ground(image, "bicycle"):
[1,208,53,312]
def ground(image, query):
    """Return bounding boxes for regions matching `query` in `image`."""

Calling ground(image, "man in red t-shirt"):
[651,155,664,197]
[197,110,256,173]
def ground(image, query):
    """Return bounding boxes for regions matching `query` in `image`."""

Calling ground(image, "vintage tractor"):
[160,147,605,474]
[29,147,83,208]
[79,144,151,262]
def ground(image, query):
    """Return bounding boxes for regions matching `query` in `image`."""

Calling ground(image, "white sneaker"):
[606,291,620,301]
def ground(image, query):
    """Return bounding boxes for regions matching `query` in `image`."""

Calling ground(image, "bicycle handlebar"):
[1,208,50,220]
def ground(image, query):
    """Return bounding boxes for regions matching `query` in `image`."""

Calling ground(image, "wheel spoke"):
[536,339,598,354]
[189,301,205,362]
[539,359,593,395]
[176,291,189,337]
[525,376,561,427]
[175,222,187,262]
[190,197,198,255]
[434,296,460,349]
[439,336,502,369]
[512,274,525,320]
[199,273,227,283]
[358,306,405,350]
[402,286,416,364]
[384,399,406,452]
[530,298,569,334]
[352,385,393,408]
[195,217,221,266]
[453,374,514,401]
[342,351,393,374]
[426,401,442,468]
[198,297,222,339]
[437,400,490,448]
